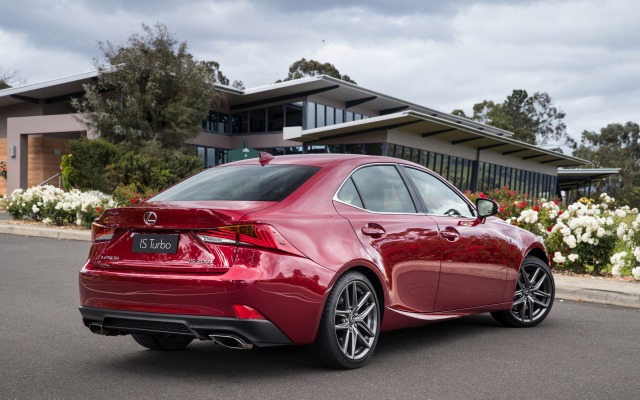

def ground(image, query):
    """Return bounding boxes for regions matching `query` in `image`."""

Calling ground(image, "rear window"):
[150,165,320,202]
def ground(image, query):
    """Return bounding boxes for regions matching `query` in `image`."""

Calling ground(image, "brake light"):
[233,304,266,320]
[92,223,116,242]
[197,224,304,257]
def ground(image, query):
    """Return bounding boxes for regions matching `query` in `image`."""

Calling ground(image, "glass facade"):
[306,102,369,129]
[204,100,368,134]
[193,145,227,167]
[386,143,557,198]
[198,99,557,198]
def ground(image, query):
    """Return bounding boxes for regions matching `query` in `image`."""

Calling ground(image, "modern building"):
[1,71,594,198]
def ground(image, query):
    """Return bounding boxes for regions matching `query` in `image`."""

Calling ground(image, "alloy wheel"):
[334,280,378,360]
[510,263,553,323]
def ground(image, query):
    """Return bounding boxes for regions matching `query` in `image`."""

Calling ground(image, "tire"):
[131,333,194,351]
[312,271,380,369]
[492,256,555,328]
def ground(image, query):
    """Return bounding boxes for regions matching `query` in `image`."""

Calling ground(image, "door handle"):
[440,229,460,241]
[361,224,386,237]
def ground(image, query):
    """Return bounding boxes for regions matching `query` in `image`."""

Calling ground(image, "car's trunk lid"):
[91,201,277,273]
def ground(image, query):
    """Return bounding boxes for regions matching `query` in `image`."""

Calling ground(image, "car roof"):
[225,153,417,168]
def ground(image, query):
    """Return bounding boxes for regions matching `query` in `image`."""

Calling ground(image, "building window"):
[267,105,284,131]
[285,103,303,127]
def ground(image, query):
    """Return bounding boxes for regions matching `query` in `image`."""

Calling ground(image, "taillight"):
[197,224,304,257]
[92,223,115,243]
[232,304,266,320]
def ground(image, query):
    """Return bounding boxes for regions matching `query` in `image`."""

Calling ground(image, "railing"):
[38,173,62,188]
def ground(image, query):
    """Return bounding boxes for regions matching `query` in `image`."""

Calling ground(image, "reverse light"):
[197,224,305,257]
[233,304,266,320]
[92,223,116,242]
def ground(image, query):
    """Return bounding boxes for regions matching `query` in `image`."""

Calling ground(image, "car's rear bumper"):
[79,247,336,345]
[79,306,293,346]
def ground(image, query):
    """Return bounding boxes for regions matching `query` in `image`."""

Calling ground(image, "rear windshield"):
[150,165,320,202]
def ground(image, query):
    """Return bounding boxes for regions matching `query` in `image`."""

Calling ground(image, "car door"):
[333,164,442,313]
[402,166,511,311]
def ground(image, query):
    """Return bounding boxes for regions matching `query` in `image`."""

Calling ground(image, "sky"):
[1,0,639,146]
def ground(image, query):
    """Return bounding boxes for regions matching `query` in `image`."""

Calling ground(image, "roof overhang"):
[284,110,588,168]
[557,168,620,190]
[0,71,99,108]
[0,70,243,108]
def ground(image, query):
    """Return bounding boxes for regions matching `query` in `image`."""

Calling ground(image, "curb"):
[554,275,640,309]
[0,223,90,241]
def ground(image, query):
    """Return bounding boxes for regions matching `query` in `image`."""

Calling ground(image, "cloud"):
[1,0,639,141]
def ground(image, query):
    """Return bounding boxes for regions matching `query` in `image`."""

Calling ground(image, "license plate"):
[132,234,179,254]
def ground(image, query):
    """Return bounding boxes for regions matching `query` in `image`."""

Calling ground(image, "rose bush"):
[466,188,640,280]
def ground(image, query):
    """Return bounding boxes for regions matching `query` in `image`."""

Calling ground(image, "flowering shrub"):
[2,185,116,227]
[545,195,632,274]
[0,161,7,179]
[112,183,156,206]
[610,211,640,279]
[466,189,640,279]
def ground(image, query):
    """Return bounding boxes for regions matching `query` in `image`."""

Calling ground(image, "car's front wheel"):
[131,333,194,351]
[312,271,380,369]
[492,256,555,327]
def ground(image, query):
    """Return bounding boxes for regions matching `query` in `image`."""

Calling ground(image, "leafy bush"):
[62,138,120,193]
[103,141,202,193]
[62,138,202,197]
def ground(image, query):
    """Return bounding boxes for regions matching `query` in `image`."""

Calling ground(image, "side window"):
[336,178,364,209]
[404,167,475,217]
[350,165,416,213]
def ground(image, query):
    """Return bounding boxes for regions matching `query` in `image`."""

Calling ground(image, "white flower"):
[517,209,539,224]
[553,252,566,264]
[610,252,628,277]
[32,205,40,213]
[563,235,577,249]
[632,267,640,280]
[617,223,628,238]
[568,254,579,262]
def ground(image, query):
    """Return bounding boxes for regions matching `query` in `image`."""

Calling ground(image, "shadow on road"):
[91,313,504,378]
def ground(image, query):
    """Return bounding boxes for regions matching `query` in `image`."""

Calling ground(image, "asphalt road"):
[1,234,640,400]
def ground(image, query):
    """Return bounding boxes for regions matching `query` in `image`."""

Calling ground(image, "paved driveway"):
[1,234,639,399]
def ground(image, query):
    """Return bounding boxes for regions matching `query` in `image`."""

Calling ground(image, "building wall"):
[0,138,6,196]
[188,131,303,150]
[0,102,44,139]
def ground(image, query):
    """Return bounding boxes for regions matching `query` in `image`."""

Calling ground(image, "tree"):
[0,69,26,89]
[68,23,217,194]
[73,22,223,149]
[276,58,356,84]
[454,90,575,149]
[200,60,245,89]
[574,122,640,206]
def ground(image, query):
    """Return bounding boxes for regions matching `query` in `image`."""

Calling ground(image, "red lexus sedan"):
[79,153,554,369]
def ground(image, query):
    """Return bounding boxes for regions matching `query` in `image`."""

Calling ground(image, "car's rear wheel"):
[131,333,194,351]
[492,256,555,327]
[312,271,380,369]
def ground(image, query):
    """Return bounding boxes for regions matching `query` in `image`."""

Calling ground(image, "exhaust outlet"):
[88,322,118,336]
[209,334,253,350]
[89,322,103,334]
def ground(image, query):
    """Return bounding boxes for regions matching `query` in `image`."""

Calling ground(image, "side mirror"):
[476,198,499,218]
